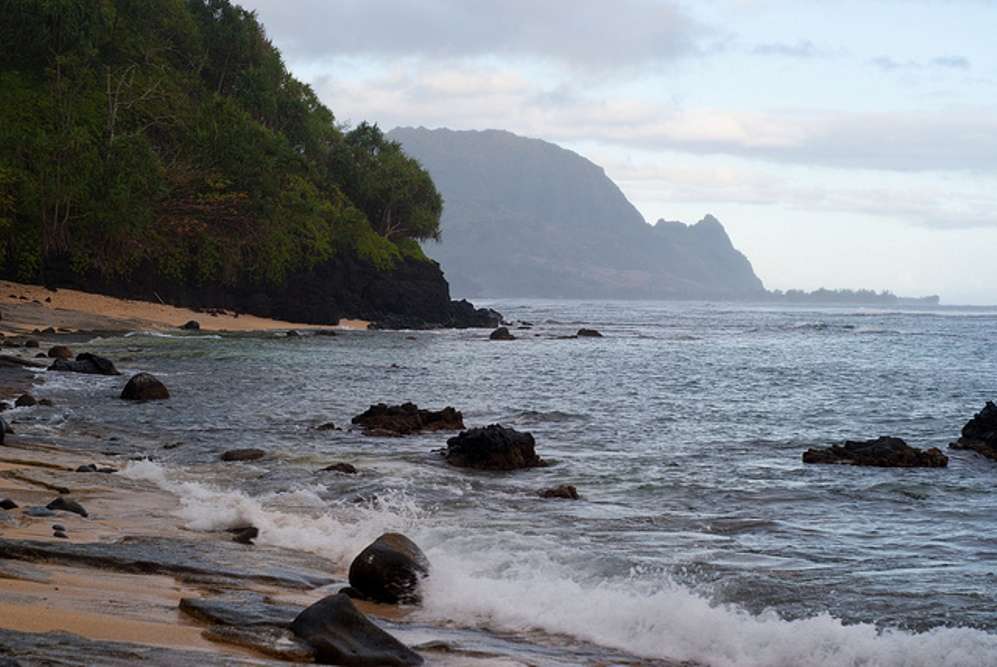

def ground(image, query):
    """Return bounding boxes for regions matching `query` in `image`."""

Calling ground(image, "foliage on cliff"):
[0,0,441,286]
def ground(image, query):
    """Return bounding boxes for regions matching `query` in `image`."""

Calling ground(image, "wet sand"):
[0,280,368,335]
[0,440,519,666]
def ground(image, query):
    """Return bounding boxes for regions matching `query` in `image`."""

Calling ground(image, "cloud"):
[871,55,971,71]
[314,64,997,174]
[242,0,703,68]
[603,161,997,230]
[751,40,819,58]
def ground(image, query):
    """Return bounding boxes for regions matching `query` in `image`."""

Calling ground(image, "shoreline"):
[0,280,369,337]
[0,436,473,665]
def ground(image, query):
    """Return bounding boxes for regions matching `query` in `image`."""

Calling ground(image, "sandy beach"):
[0,280,368,336]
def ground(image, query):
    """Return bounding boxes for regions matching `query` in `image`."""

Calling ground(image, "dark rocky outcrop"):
[230,526,259,545]
[320,462,358,474]
[950,401,997,460]
[180,320,201,331]
[316,422,338,431]
[22,507,55,517]
[24,339,39,348]
[48,353,120,376]
[351,403,463,436]
[75,464,115,473]
[0,536,334,589]
[46,497,88,517]
[0,499,16,510]
[0,627,279,666]
[576,328,602,338]
[43,253,501,330]
[539,484,579,499]
[489,327,515,340]
[120,372,170,401]
[179,592,316,660]
[290,593,424,666]
[14,394,36,407]
[180,592,300,628]
[47,345,73,359]
[802,436,948,467]
[221,448,265,462]
[445,425,546,470]
[348,533,429,605]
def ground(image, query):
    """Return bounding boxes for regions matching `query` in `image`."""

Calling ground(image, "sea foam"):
[122,460,997,667]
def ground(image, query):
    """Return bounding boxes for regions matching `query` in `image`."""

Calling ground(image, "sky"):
[240,0,997,303]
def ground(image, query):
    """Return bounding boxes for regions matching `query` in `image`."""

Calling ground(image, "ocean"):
[16,300,997,666]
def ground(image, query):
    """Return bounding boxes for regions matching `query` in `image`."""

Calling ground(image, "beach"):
[0,280,369,337]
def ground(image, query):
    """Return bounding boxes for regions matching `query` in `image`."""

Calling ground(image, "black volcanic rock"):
[39,252,500,330]
[46,497,88,517]
[120,373,170,401]
[539,484,579,499]
[351,403,463,436]
[47,345,73,359]
[221,448,265,462]
[290,593,423,666]
[445,425,546,470]
[489,327,515,340]
[803,437,948,468]
[347,533,429,605]
[950,401,997,460]
[49,353,120,376]
[390,127,765,300]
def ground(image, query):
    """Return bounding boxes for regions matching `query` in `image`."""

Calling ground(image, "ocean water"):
[15,300,997,666]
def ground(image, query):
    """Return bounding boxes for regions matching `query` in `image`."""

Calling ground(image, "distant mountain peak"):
[390,126,765,299]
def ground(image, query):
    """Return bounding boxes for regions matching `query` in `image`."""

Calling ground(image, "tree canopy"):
[0,0,441,286]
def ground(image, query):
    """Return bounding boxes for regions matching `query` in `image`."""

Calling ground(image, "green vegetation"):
[0,0,442,288]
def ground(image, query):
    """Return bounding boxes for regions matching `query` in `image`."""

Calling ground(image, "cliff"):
[0,1,496,329]
[389,127,766,299]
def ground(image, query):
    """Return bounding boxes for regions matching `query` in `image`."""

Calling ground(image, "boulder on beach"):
[576,328,603,338]
[348,533,429,605]
[445,424,547,470]
[0,499,16,510]
[290,593,423,666]
[230,526,259,545]
[120,373,170,401]
[47,345,73,359]
[319,462,357,474]
[950,401,997,460]
[489,326,515,340]
[180,320,201,331]
[24,339,39,348]
[802,436,948,467]
[14,394,36,408]
[220,448,265,462]
[49,353,120,376]
[539,484,579,499]
[46,497,88,517]
[351,403,463,436]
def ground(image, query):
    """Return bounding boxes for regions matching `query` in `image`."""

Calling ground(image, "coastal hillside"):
[389,127,765,299]
[0,1,495,328]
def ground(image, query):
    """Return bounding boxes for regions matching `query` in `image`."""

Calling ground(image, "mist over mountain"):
[389,127,765,299]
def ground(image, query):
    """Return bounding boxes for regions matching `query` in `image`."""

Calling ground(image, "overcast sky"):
[241,0,996,303]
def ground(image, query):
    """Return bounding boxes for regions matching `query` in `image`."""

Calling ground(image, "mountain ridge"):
[389,126,765,300]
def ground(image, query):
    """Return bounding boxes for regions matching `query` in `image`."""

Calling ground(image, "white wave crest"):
[122,460,997,667]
